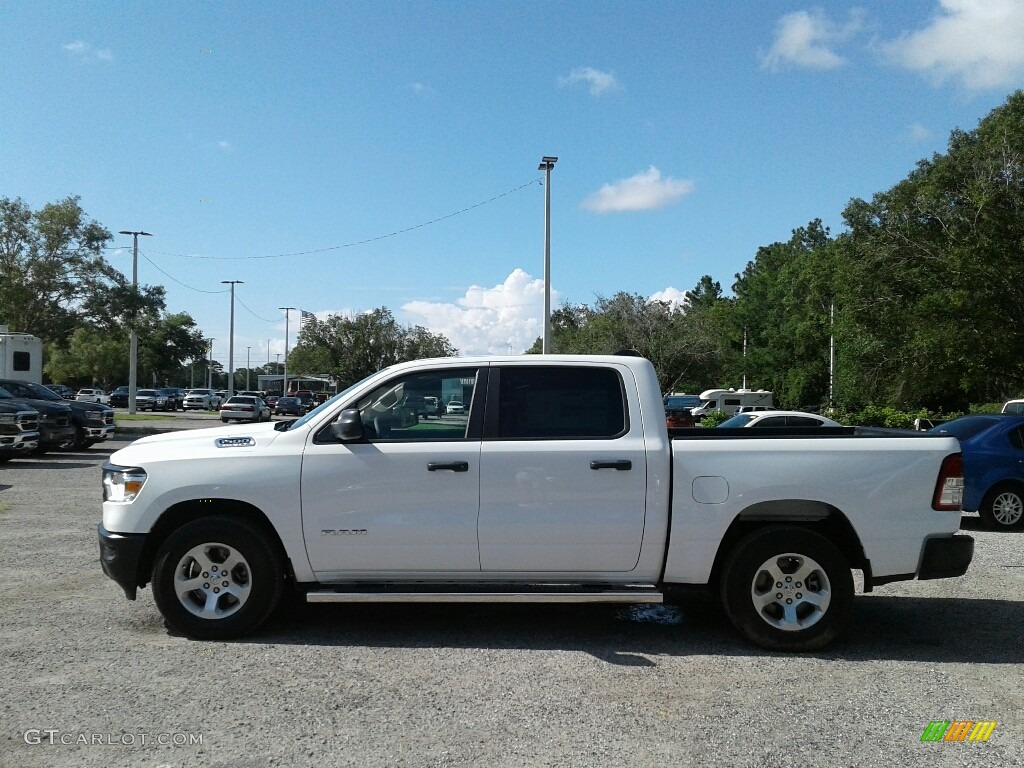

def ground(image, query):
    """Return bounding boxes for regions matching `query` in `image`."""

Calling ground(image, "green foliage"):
[698,410,731,427]
[287,308,456,389]
[830,406,964,428]
[0,197,206,388]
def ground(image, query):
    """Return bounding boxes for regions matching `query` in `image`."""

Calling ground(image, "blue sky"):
[3,1,1024,367]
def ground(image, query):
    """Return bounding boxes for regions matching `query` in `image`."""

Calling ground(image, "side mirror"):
[330,408,364,442]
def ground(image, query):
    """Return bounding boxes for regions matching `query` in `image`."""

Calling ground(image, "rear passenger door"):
[477,364,648,573]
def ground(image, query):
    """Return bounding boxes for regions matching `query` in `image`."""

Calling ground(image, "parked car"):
[292,390,317,412]
[155,388,183,411]
[929,414,1024,530]
[46,384,74,400]
[664,395,700,429]
[76,388,110,405]
[109,386,130,408]
[0,400,40,461]
[446,399,465,414]
[274,396,305,416]
[402,395,430,418]
[0,382,79,454]
[134,389,163,411]
[220,395,270,423]
[423,396,443,418]
[1002,399,1024,415]
[718,410,843,428]
[264,394,280,411]
[183,389,217,410]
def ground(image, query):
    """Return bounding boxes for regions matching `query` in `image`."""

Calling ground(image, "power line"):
[137,250,229,294]
[150,178,541,262]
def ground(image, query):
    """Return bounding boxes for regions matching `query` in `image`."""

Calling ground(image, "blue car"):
[929,414,1024,530]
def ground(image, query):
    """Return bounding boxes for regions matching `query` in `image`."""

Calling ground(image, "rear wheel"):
[720,526,854,651]
[151,517,284,640]
[979,484,1024,530]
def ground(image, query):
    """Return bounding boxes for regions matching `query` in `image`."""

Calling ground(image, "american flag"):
[300,310,315,323]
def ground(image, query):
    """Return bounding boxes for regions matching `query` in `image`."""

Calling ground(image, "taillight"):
[932,453,964,510]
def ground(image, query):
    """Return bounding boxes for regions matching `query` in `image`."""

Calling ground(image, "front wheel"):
[151,517,284,640]
[720,526,853,651]
[979,484,1024,530]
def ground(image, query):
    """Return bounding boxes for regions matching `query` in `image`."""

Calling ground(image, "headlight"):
[102,464,147,503]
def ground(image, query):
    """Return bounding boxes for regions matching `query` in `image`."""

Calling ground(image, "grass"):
[0,502,10,514]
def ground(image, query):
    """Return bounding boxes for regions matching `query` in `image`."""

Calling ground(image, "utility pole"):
[538,156,557,353]
[246,347,251,391]
[117,230,152,414]
[207,338,215,389]
[222,281,243,398]
[279,307,296,396]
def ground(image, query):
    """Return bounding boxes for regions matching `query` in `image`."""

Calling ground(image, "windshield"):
[718,414,757,428]
[1,380,61,401]
[665,396,699,410]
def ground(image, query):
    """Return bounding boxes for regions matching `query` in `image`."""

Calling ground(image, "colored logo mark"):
[921,721,997,742]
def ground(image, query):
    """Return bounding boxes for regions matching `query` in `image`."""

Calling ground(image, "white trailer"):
[0,327,43,384]
[691,387,773,417]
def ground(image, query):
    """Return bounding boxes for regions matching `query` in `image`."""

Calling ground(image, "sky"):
[3,0,1024,370]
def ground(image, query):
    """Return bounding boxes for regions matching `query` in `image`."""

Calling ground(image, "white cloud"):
[581,166,694,214]
[401,268,553,355]
[410,82,434,97]
[906,122,932,142]
[217,140,232,152]
[558,67,621,96]
[648,287,687,309]
[883,0,1024,89]
[761,9,863,71]
[62,40,112,62]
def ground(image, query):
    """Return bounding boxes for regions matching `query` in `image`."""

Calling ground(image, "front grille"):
[17,411,40,432]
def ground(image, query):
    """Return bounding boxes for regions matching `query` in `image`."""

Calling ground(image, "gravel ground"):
[1,416,1022,767]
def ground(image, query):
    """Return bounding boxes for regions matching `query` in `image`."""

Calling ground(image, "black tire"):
[151,516,284,640]
[720,526,854,652]
[0,455,12,464]
[30,446,48,456]
[979,483,1024,530]
[221,417,228,423]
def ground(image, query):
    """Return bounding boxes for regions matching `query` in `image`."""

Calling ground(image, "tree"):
[838,91,1024,409]
[0,196,115,340]
[287,308,456,389]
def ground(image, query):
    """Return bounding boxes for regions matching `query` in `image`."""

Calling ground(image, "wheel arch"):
[136,499,292,591]
[707,500,870,592]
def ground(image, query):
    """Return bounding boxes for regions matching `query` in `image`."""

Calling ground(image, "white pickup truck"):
[98,355,973,650]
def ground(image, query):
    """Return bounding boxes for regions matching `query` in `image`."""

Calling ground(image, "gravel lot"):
[1,415,1022,767]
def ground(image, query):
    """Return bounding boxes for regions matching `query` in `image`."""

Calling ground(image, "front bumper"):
[40,423,76,448]
[918,534,974,580]
[83,424,115,441]
[0,431,40,451]
[97,523,147,600]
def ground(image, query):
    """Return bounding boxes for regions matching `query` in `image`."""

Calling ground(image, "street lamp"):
[118,230,152,414]
[279,307,296,395]
[222,280,243,398]
[537,157,557,353]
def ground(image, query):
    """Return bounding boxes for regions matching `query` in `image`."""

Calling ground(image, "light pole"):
[246,346,251,391]
[207,338,216,389]
[222,280,243,397]
[118,230,152,414]
[279,307,296,396]
[538,156,557,353]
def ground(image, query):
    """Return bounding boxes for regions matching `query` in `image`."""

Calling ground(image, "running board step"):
[306,585,663,604]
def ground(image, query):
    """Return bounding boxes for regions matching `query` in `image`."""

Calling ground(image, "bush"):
[698,410,731,427]
[832,405,964,429]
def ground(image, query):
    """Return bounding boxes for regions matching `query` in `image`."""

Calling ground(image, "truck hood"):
[110,421,288,465]
[0,396,72,416]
